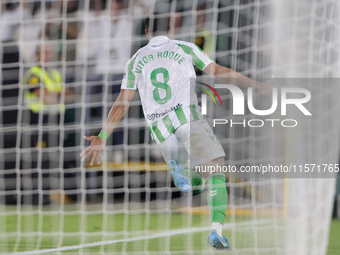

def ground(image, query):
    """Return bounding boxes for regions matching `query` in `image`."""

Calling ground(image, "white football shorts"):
[158,119,226,167]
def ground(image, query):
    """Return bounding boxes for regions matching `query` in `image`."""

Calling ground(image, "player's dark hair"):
[144,13,170,36]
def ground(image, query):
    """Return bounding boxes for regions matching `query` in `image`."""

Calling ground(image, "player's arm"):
[80,89,135,165]
[204,62,272,96]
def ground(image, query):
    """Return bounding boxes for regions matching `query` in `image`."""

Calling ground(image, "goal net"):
[0,0,339,254]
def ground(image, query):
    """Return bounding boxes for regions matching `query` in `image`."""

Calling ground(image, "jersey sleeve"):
[121,53,139,90]
[176,41,214,70]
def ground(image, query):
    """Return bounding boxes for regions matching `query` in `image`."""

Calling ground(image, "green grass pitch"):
[327,219,340,255]
[1,209,339,254]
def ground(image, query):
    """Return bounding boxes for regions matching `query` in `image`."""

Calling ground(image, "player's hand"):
[79,136,106,165]
[257,77,274,97]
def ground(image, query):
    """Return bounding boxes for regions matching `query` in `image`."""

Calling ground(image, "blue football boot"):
[167,160,192,193]
[207,230,232,250]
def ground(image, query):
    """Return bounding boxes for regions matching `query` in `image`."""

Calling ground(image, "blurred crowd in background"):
[1,0,236,153]
[1,0,234,121]
[1,0,231,74]
[0,0,265,205]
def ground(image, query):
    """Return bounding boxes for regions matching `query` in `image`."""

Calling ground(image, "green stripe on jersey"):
[176,44,206,70]
[162,115,175,134]
[151,121,165,143]
[189,105,199,120]
[194,44,213,61]
[194,44,203,52]
[148,126,156,143]
[175,107,188,125]
[127,53,139,88]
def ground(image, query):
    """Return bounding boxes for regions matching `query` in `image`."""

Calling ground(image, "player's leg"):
[167,160,204,193]
[199,158,227,234]
[167,159,192,192]
[178,120,231,249]
[158,134,196,192]
[184,167,204,195]
[198,158,231,250]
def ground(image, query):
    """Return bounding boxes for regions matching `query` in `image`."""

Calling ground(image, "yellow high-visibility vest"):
[23,66,65,114]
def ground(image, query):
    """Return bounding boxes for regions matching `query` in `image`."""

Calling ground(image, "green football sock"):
[207,174,228,224]
[185,168,204,195]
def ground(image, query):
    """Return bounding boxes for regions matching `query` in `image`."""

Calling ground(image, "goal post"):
[271,1,340,254]
[0,0,339,254]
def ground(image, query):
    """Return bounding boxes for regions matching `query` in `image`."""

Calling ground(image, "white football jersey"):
[121,36,214,144]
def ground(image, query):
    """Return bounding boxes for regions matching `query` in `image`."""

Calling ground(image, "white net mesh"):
[0,0,339,254]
